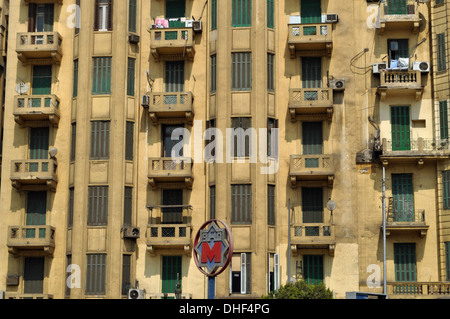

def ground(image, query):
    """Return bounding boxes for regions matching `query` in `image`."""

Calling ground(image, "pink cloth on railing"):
[155,18,169,28]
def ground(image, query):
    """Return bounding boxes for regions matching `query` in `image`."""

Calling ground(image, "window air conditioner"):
[141,94,150,108]
[128,289,146,299]
[193,20,202,33]
[129,34,140,44]
[373,63,387,74]
[325,14,338,23]
[123,226,140,239]
[412,61,430,73]
[330,79,346,91]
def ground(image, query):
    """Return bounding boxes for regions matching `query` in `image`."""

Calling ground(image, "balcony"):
[14,95,60,128]
[10,159,58,192]
[288,23,333,58]
[24,0,62,4]
[381,138,450,165]
[16,32,63,65]
[288,88,333,121]
[289,154,335,188]
[7,225,55,256]
[146,205,192,256]
[290,223,335,256]
[377,70,423,101]
[387,282,450,299]
[150,28,195,62]
[148,91,194,124]
[384,198,429,237]
[5,294,54,300]
[378,0,421,35]
[148,157,193,189]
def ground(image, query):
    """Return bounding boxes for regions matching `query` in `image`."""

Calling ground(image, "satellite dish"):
[327,200,337,212]
[49,147,58,158]
[15,82,30,94]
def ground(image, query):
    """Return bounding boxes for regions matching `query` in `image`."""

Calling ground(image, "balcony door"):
[30,127,49,160]
[162,125,184,158]
[28,4,54,39]
[392,174,415,222]
[302,188,323,224]
[165,61,184,96]
[32,65,52,96]
[24,257,45,295]
[26,192,47,239]
[301,0,321,24]
[391,106,411,151]
[162,189,183,224]
[387,0,407,15]
[302,58,322,103]
[302,122,323,168]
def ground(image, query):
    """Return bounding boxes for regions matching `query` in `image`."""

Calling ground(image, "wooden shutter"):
[301,0,321,24]
[274,253,280,290]
[73,60,79,98]
[162,189,183,224]
[232,53,252,91]
[32,65,52,95]
[90,121,110,159]
[121,255,131,295]
[302,122,323,155]
[302,188,323,223]
[302,57,322,89]
[26,192,47,227]
[43,4,54,32]
[211,55,216,93]
[267,53,274,91]
[86,254,106,294]
[387,0,407,15]
[209,185,216,220]
[267,0,274,29]
[125,121,134,160]
[231,184,252,224]
[30,127,49,160]
[166,0,185,19]
[123,187,133,227]
[443,171,450,210]
[440,101,449,139]
[232,0,251,27]
[391,106,411,151]
[304,255,324,285]
[94,0,100,30]
[88,186,109,226]
[68,187,74,227]
[24,257,45,294]
[162,125,184,157]
[107,0,113,31]
[211,0,217,30]
[438,33,447,71]
[28,4,37,32]
[165,61,184,93]
[267,185,275,225]
[392,174,414,222]
[71,123,76,161]
[446,242,450,281]
[162,256,182,294]
[128,0,137,33]
[394,243,416,282]
[92,57,112,95]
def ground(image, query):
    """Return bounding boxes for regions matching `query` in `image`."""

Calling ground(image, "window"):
[231,253,251,294]
[165,61,184,93]
[166,0,185,19]
[68,187,74,228]
[302,57,322,89]
[88,186,109,226]
[75,0,80,34]
[442,171,450,210]
[26,192,47,237]
[125,121,134,161]
[232,52,252,90]
[388,39,409,66]
[73,60,79,97]
[268,253,280,293]
[30,127,49,160]
[267,53,274,91]
[267,185,275,225]
[231,184,252,224]
[437,33,447,71]
[92,57,112,95]
[86,254,106,295]
[267,0,274,29]
[66,255,72,297]
[90,121,110,159]
[391,106,411,151]
[301,0,321,24]
[211,55,217,93]
[302,122,323,164]
[211,0,217,31]
[267,118,279,158]
[127,58,135,96]
[162,189,183,224]
[392,174,414,222]
[95,0,113,31]
[440,101,449,140]
[387,0,408,15]
[162,125,184,158]
[205,119,216,160]
[210,185,216,220]
[446,242,450,281]
[28,4,54,33]
[162,256,182,294]
[122,255,132,295]
[303,255,324,285]
[32,65,52,95]
[24,257,45,294]
[232,0,251,27]
[71,123,76,161]
[302,188,323,224]
[436,0,444,5]
[128,0,137,33]
[394,243,416,282]
[123,187,133,227]
[231,117,252,157]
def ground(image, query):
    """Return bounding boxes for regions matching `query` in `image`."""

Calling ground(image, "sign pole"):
[208,276,215,300]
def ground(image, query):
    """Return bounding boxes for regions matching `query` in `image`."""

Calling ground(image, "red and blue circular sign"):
[193,220,234,277]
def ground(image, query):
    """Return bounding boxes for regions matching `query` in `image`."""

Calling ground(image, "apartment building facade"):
[0,0,449,300]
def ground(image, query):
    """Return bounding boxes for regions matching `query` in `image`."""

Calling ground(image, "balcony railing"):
[16,32,63,64]
[148,157,193,189]
[148,91,194,124]
[385,198,428,237]
[290,223,335,256]
[288,88,333,120]
[382,138,450,155]
[14,94,60,127]
[7,225,55,256]
[378,70,423,101]
[146,205,192,256]
[288,23,333,58]
[10,159,58,192]
[150,28,195,62]
[5,294,54,300]
[378,0,421,34]
[387,282,450,297]
[289,154,335,188]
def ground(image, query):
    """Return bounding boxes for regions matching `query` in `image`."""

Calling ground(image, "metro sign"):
[194,220,233,277]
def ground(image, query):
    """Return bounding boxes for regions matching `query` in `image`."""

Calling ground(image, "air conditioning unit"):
[413,61,430,73]
[373,63,388,74]
[193,20,202,33]
[141,94,150,108]
[128,289,145,299]
[330,79,346,91]
[0,291,5,299]
[129,34,140,44]
[123,226,140,239]
[325,14,338,23]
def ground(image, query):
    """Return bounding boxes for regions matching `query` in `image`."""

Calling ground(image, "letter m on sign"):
[201,242,222,264]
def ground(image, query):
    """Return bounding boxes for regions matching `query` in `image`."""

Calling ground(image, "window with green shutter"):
[24,257,45,294]
[394,243,416,282]
[302,57,322,98]
[127,58,135,96]
[211,55,216,93]
[392,174,414,222]
[302,122,323,168]
[442,171,450,210]
[166,0,185,19]
[268,185,275,225]
[301,0,321,24]
[88,186,109,226]
[128,0,137,33]
[71,123,76,162]
[73,60,78,97]
[211,0,217,31]
[232,0,251,27]
[302,188,323,224]
[26,192,47,239]
[437,33,447,71]
[210,185,216,220]
[267,0,274,29]
[232,53,252,91]
[122,255,132,295]
[123,187,133,227]
[162,189,183,224]
[388,39,409,62]
[32,65,52,95]
[92,57,112,95]
[86,254,106,295]
[386,0,408,15]
[231,184,252,224]
[125,121,134,161]
[446,242,450,281]
[68,187,74,228]
[231,117,252,157]
[90,121,110,160]
[165,61,184,101]
[30,127,49,160]
[440,101,449,139]
[267,53,274,91]
[162,256,182,294]
[29,4,54,32]
[391,106,411,151]
[303,255,324,285]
